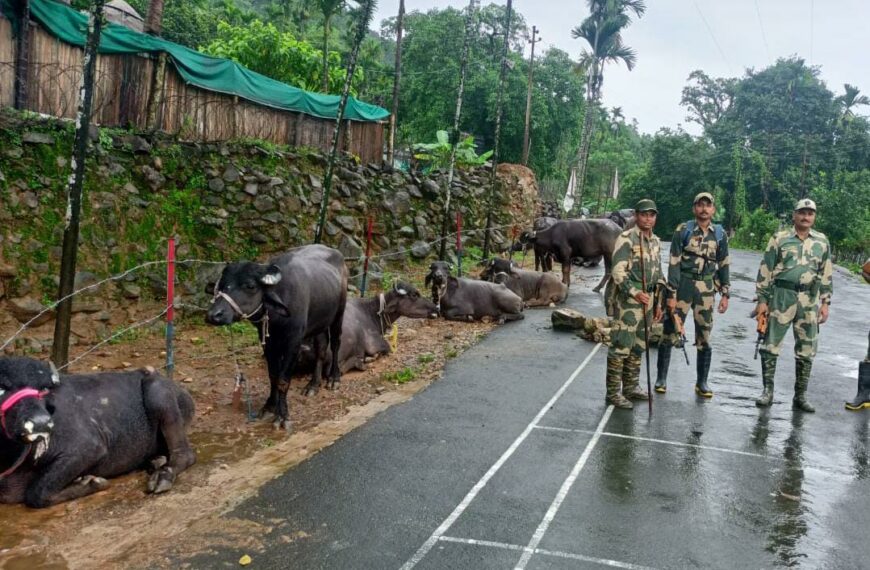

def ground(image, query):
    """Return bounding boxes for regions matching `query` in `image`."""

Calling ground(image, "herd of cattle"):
[0,212,632,508]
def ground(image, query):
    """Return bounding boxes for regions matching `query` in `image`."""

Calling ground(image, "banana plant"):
[413,130,493,173]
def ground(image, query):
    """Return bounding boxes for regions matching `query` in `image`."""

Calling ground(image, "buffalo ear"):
[425,273,432,287]
[205,281,216,295]
[264,290,290,316]
[260,265,283,286]
[49,361,60,385]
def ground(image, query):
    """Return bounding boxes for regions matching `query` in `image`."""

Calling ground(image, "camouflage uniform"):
[755,221,833,412]
[657,220,730,397]
[607,224,665,409]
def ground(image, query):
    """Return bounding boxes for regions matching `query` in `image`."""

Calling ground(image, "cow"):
[298,282,438,373]
[206,244,347,430]
[480,258,568,307]
[0,357,195,508]
[425,261,524,322]
[522,219,622,291]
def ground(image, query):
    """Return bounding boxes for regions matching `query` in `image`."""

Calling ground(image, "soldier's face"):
[693,199,714,220]
[793,208,816,231]
[636,211,657,232]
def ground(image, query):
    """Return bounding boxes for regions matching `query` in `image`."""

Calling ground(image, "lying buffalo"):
[481,258,568,307]
[523,219,622,291]
[0,357,195,508]
[299,282,437,373]
[206,244,347,430]
[425,261,524,322]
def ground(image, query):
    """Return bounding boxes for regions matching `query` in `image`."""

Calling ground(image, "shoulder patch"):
[675,222,687,232]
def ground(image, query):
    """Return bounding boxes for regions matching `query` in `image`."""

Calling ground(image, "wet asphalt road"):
[188,248,870,569]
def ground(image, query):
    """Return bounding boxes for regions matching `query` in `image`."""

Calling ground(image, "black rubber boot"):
[695,348,713,398]
[756,352,776,407]
[655,344,671,394]
[846,360,870,411]
[793,358,815,413]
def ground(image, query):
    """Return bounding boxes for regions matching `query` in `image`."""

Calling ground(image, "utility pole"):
[521,25,538,166]
[438,0,477,260]
[52,0,107,366]
[386,0,404,165]
[482,0,513,259]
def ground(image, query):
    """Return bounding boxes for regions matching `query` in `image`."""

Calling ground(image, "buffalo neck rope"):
[0,388,48,479]
[376,293,400,352]
[213,290,270,346]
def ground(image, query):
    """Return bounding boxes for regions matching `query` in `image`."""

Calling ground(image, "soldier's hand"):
[756,302,769,317]
[667,298,676,313]
[718,296,729,314]
[634,292,651,306]
[819,303,830,324]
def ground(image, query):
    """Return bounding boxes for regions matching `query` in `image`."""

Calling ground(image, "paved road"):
[188,249,869,569]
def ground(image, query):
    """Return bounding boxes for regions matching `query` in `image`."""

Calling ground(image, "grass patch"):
[382,366,418,384]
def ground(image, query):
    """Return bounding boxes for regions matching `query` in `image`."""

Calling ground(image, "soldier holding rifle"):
[754,198,833,412]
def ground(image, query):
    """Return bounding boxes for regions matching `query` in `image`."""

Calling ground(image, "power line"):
[753,0,771,62]
[692,0,732,74]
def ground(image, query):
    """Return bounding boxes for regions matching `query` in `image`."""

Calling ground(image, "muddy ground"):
[0,300,496,569]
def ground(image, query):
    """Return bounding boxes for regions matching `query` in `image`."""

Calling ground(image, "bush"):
[732,208,781,251]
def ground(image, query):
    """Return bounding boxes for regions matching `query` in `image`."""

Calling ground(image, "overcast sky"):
[373,0,870,135]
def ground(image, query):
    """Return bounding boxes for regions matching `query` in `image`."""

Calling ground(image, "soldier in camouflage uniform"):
[606,199,665,410]
[755,198,833,412]
[657,192,730,398]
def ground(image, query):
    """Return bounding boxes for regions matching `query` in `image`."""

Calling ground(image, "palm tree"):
[838,83,870,120]
[144,0,164,35]
[318,0,345,92]
[571,0,645,205]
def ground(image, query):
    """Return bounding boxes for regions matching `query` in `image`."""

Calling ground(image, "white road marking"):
[533,425,852,478]
[399,343,603,570]
[514,405,615,569]
[439,535,656,570]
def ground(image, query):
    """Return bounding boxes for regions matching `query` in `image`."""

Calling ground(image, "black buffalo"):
[206,244,348,430]
[299,282,438,373]
[512,216,558,272]
[522,219,622,291]
[481,258,568,307]
[425,261,524,322]
[0,357,195,508]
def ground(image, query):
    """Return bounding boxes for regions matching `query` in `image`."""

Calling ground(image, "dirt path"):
[0,305,494,569]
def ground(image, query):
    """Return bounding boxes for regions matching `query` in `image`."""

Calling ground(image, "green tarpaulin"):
[6,0,390,122]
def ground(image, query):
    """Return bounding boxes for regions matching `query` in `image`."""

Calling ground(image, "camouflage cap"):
[693,192,714,204]
[794,198,817,211]
[635,199,658,213]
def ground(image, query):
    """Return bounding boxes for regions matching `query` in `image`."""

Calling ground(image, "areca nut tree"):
[571,0,644,206]
[319,0,345,92]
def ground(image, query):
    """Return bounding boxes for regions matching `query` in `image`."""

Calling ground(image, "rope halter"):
[212,290,270,345]
[1,388,48,440]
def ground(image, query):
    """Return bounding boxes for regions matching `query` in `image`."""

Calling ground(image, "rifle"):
[754,312,768,360]
[639,236,653,416]
[672,312,691,366]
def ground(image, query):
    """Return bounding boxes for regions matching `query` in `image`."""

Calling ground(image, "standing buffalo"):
[512,216,558,272]
[206,244,347,430]
[523,219,621,291]
[0,357,195,508]
[299,282,437,373]
[425,261,524,322]
[600,208,635,229]
[481,258,568,307]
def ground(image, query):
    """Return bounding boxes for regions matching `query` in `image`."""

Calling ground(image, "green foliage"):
[382,366,417,384]
[202,20,357,93]
[412,130,493,173]
[732,208,781,251]
[417,352,435,364]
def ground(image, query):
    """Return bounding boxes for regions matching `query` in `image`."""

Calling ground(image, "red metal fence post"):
[165,236,175,380]
[359,216,374,296]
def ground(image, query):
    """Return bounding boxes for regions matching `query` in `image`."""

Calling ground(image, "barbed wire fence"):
[0,220,531,377]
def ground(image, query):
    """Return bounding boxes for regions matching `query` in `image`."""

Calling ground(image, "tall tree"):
[387,0,405,164]
[571,0,645,207]
[318,0,345,92]
[144,0,164,35]
[838,83,870,120]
